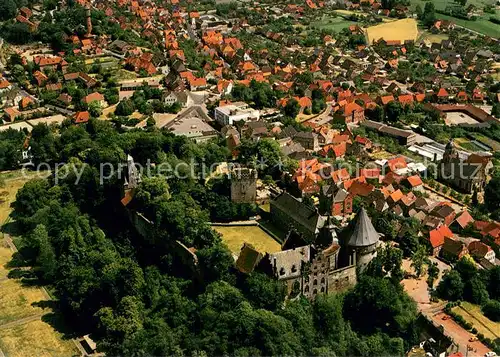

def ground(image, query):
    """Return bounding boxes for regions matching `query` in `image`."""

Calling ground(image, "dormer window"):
[291,265,297,273]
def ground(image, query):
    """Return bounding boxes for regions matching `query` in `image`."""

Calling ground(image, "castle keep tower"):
[347,208,381,271]
[230,167,257,203]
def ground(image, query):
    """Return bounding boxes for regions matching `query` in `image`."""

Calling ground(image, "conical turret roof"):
[348,208,380,247]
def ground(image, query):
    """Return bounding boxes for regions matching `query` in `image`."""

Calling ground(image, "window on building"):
[305,285,309,293]
[313,279,317,286]
[291,265,297,273]
[321,277,325,284]
[313,289,317,295]
[280,267,285,275]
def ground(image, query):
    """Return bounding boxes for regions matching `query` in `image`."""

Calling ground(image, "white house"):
[214,102,260,126]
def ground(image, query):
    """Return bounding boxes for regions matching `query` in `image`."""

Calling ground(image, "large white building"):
[214,102,260,126]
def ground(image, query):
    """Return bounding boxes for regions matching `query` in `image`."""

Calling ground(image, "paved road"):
[403,259,490,356]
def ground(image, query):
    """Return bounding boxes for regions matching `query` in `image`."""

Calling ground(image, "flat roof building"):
[214,102,260,126]
[165,116,218,143]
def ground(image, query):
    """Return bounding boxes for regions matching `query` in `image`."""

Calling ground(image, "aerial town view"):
[0,0,499,355]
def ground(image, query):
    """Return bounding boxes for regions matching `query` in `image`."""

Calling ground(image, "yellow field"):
[0,246,11,279]
[365,18,418,44]
[452,302,500,340]
[213,225,281,255]
[0,279,48,325]
[0,319,79,357]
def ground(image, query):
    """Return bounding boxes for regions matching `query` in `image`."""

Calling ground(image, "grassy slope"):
[452,302,500,340]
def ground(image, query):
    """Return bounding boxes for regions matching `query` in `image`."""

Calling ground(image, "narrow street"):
[402,259,490,357]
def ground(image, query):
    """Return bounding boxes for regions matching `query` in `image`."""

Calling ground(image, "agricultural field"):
[365,18,419,44]
[213,225,281,255]
[452,302,500,341]
[310,15,358,32]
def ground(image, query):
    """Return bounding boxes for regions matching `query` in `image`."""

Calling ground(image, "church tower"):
[443,139,459,163]
[85,6,93,38]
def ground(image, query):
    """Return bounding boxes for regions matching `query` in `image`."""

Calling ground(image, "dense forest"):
[7,120,420,356]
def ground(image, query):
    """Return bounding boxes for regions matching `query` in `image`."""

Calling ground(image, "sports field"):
[213,225,281,255]
[365,18,419,44]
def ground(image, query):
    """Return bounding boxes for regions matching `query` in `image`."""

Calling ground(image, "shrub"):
[482,300,500,322]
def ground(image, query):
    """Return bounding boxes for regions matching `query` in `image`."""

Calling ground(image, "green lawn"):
[435,13,499,37]
[311,16,358,32]
[470,133,500,152]
[408,0,495,12]
[407,0,499,37]
[458,140,488,152]
[212,225,281,255]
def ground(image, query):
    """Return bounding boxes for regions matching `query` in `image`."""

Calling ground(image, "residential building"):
[294,132,320,151]
[165,115,218,143]
[214,102,260,125]
[468,241,495,264]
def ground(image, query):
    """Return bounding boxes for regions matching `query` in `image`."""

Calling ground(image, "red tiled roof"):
[83,92,104,104]
[406,175,423,187]
[74,111,90,123]
[387,156,407,172]
[429,228,445,248]
[343,102,363,116]
[0,79,11,89]
[379,95,394,105]
[398,94,414,105]
[415,93,426,102]
[437,88,449,97]
[359,168,380,178]
[331,168,350,183]
[454,210,474,229]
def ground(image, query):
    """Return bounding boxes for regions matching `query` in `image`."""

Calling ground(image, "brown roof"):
[235,243,262,273]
